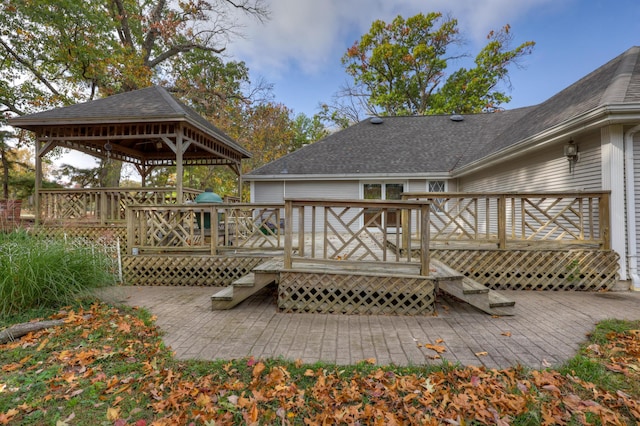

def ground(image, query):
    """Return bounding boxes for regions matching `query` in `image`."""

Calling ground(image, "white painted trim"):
[245,173,449,181]
[624,125,640,290]
[602,126,627,281]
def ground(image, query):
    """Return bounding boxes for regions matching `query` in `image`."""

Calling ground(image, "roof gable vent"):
[370,116,383,124]
[450,114,464,122]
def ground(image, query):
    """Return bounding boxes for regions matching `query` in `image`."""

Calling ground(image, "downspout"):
[624,125,640,290]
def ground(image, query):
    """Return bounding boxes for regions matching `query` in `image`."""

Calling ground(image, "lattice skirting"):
[431,249,620,291]
[122,255,267,286]
[278,271,435,315]
[33,225,127,252]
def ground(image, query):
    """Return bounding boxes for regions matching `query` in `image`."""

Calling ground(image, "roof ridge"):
[151,85,189,115]
[600,46,640,104]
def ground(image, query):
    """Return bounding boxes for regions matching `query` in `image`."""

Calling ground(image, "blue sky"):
[57,0,640,172]
[228,0,640,117]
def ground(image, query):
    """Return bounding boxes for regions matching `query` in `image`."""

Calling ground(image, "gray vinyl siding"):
[252,181,284,203]
[459,133,602,192]
[285,180,360,232]
[407,180,428,192]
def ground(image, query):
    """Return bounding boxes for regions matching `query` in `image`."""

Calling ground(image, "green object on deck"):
[195,188,223,229]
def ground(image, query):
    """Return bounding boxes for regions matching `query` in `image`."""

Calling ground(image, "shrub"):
[0,229,117,316]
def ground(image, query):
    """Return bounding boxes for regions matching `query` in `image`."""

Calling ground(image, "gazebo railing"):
[126,203,286,255]
[39,187,202,224]
[402,191,610,249]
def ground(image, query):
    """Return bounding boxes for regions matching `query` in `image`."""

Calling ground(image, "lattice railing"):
[39,187,201,224]
[284,199,431,275]
[403,192,610,249]
[126,203,285,255]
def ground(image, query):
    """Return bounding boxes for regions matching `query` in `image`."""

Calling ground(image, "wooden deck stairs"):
[212,256,515,316]
[211,257,283,310]
[431,259,515,316]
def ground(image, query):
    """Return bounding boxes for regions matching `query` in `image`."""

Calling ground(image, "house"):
[244,46,640,291]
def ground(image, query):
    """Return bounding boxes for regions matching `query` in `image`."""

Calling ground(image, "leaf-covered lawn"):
[1,303,639,425]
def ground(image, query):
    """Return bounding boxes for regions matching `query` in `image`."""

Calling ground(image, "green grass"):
[0,229,117,317]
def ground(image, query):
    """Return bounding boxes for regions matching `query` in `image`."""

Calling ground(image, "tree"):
[292,113,330,150]
[1,0,269,186]
[327,12,534,124]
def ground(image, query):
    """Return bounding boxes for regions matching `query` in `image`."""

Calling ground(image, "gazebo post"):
[175,129,184,204]
[34,138,42,226]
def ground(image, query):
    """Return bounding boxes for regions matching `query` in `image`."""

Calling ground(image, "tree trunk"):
[99,159,123,187]
[0,315,93,344]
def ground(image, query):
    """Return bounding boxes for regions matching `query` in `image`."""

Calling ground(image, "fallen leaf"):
[475,351,488,357]
[196,393,210,407]
[425,344,447,353]
[252,362,266,378]
[106,407,120,422]
[501,331,511,337]
[37,337,50,351]
[0,408,19,424]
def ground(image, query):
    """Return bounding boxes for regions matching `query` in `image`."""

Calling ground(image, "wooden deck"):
[30,191,620,315]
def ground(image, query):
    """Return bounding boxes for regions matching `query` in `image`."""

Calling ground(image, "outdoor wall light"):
[564,140,579,172]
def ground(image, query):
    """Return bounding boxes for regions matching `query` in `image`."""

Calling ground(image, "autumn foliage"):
[1,303,639,425]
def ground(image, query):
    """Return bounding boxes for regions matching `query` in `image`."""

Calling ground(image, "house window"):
[428,180,446,212]
[362,181,405,229]
[429,181,445,192]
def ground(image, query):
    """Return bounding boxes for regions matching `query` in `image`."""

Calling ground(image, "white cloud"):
[226,0,566,79]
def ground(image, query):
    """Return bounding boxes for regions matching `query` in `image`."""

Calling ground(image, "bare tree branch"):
[141,0,166,65]
[148,43,225,68]
[111,0,136,50]
[0,39,61,98]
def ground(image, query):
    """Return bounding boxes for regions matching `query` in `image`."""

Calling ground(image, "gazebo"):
[9,85,251,222]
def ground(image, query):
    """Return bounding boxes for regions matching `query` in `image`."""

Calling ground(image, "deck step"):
[462,278,490,295]
[232,273,256,287]
[253,257,284,273]
[211,258,281,310]
[488,291,516,308]
[435,262,515,316]
[211,286,234,301]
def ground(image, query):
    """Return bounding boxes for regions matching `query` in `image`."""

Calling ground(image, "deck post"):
[99,192,108,225]
[498,194,507,249]
[284,200,293,269]
[211,206,218,255]
[126,206,134,255]
[420,203,430,276]
[401,199,409,254]
[599,192,611,250]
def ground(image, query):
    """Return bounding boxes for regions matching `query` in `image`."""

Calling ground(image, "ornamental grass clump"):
[0,230,117,316]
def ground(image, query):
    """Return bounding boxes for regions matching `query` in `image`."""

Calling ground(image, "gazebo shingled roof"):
[9,85,251,205]
[10,85,251,167]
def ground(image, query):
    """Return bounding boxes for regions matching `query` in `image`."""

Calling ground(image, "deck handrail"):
[125,202,286,255]
[402,191,611,250]
[284,198,431,275]
[38,187,202,225]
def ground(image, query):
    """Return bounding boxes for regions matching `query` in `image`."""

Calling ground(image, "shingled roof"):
[10,85,251,159]
[247,46,640,179]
